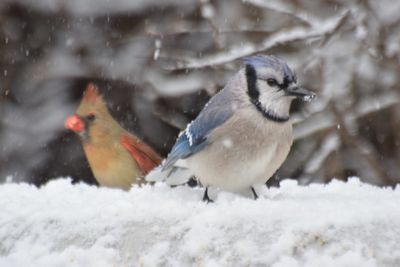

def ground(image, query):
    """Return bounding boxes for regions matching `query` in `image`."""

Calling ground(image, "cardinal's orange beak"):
[65,115,85,132]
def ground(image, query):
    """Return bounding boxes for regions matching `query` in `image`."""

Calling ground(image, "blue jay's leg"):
[251,187,258,200]
[202,187,213,203]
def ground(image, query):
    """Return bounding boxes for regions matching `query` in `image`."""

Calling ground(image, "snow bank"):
[1,178,399,267]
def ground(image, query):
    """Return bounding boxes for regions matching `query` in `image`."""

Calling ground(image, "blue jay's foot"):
[202,187,213,203]
[187,177,198,187]
[251,187,258,200]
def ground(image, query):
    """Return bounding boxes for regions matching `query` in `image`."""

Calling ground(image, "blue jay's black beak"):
[285,85,316,102]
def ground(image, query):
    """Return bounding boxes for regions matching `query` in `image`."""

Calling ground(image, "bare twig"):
[293,91,400,140]
[170,11,350,70]
[304,133,340,174]
[243,0,316,27]
[330,103,395,185]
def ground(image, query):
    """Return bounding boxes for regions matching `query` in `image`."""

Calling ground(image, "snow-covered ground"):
[1,178,399,267]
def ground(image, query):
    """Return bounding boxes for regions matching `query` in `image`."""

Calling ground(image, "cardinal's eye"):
[86,113,96,121]
[267,78,278,87]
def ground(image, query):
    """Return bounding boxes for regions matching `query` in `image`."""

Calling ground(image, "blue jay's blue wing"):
[162,88,236,170]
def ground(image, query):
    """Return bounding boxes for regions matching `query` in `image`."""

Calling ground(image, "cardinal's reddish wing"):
[120,135,162,174]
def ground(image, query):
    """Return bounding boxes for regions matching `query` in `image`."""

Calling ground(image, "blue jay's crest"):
[243,55,297,84]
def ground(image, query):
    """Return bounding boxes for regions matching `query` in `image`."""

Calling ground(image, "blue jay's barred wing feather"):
[161,134,206,170]
[162,88,236,170]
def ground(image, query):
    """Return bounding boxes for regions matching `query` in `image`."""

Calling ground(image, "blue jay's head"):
[243,55,315,101]
[242,55,316,121]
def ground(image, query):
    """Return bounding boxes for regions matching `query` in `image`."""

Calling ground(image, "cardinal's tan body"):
[83,129,144,190]
[66,83,161,190]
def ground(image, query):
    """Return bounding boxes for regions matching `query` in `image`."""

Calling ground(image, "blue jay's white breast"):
[187,107,293,192]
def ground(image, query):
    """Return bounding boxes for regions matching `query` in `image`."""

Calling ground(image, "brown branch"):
[243,0,314,27]
[294,91,400,140]
[168,11,350,70]
[330,103,395,185]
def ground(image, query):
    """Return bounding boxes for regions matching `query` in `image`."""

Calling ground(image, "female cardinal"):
[65,83,162,190]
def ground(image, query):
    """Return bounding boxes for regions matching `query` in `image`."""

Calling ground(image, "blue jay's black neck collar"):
[245,64,290,123]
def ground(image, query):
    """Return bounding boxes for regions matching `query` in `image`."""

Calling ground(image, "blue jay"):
[147,55,316,201]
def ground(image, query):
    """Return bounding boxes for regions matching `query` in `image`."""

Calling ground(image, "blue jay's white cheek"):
[257,81,284,101]
[256,80,293,118]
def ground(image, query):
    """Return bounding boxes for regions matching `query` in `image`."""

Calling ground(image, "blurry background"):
[0,0,399,186]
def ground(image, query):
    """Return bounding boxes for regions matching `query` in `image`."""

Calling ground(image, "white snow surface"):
[1,178,400,267]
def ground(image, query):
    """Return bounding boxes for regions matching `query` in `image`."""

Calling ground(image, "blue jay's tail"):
[145,165,194,186]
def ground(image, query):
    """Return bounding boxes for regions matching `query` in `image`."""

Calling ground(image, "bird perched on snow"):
[146,55,315,201]
[65,83,162,190]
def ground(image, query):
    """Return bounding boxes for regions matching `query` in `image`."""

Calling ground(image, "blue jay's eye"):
[267,78,278,87]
